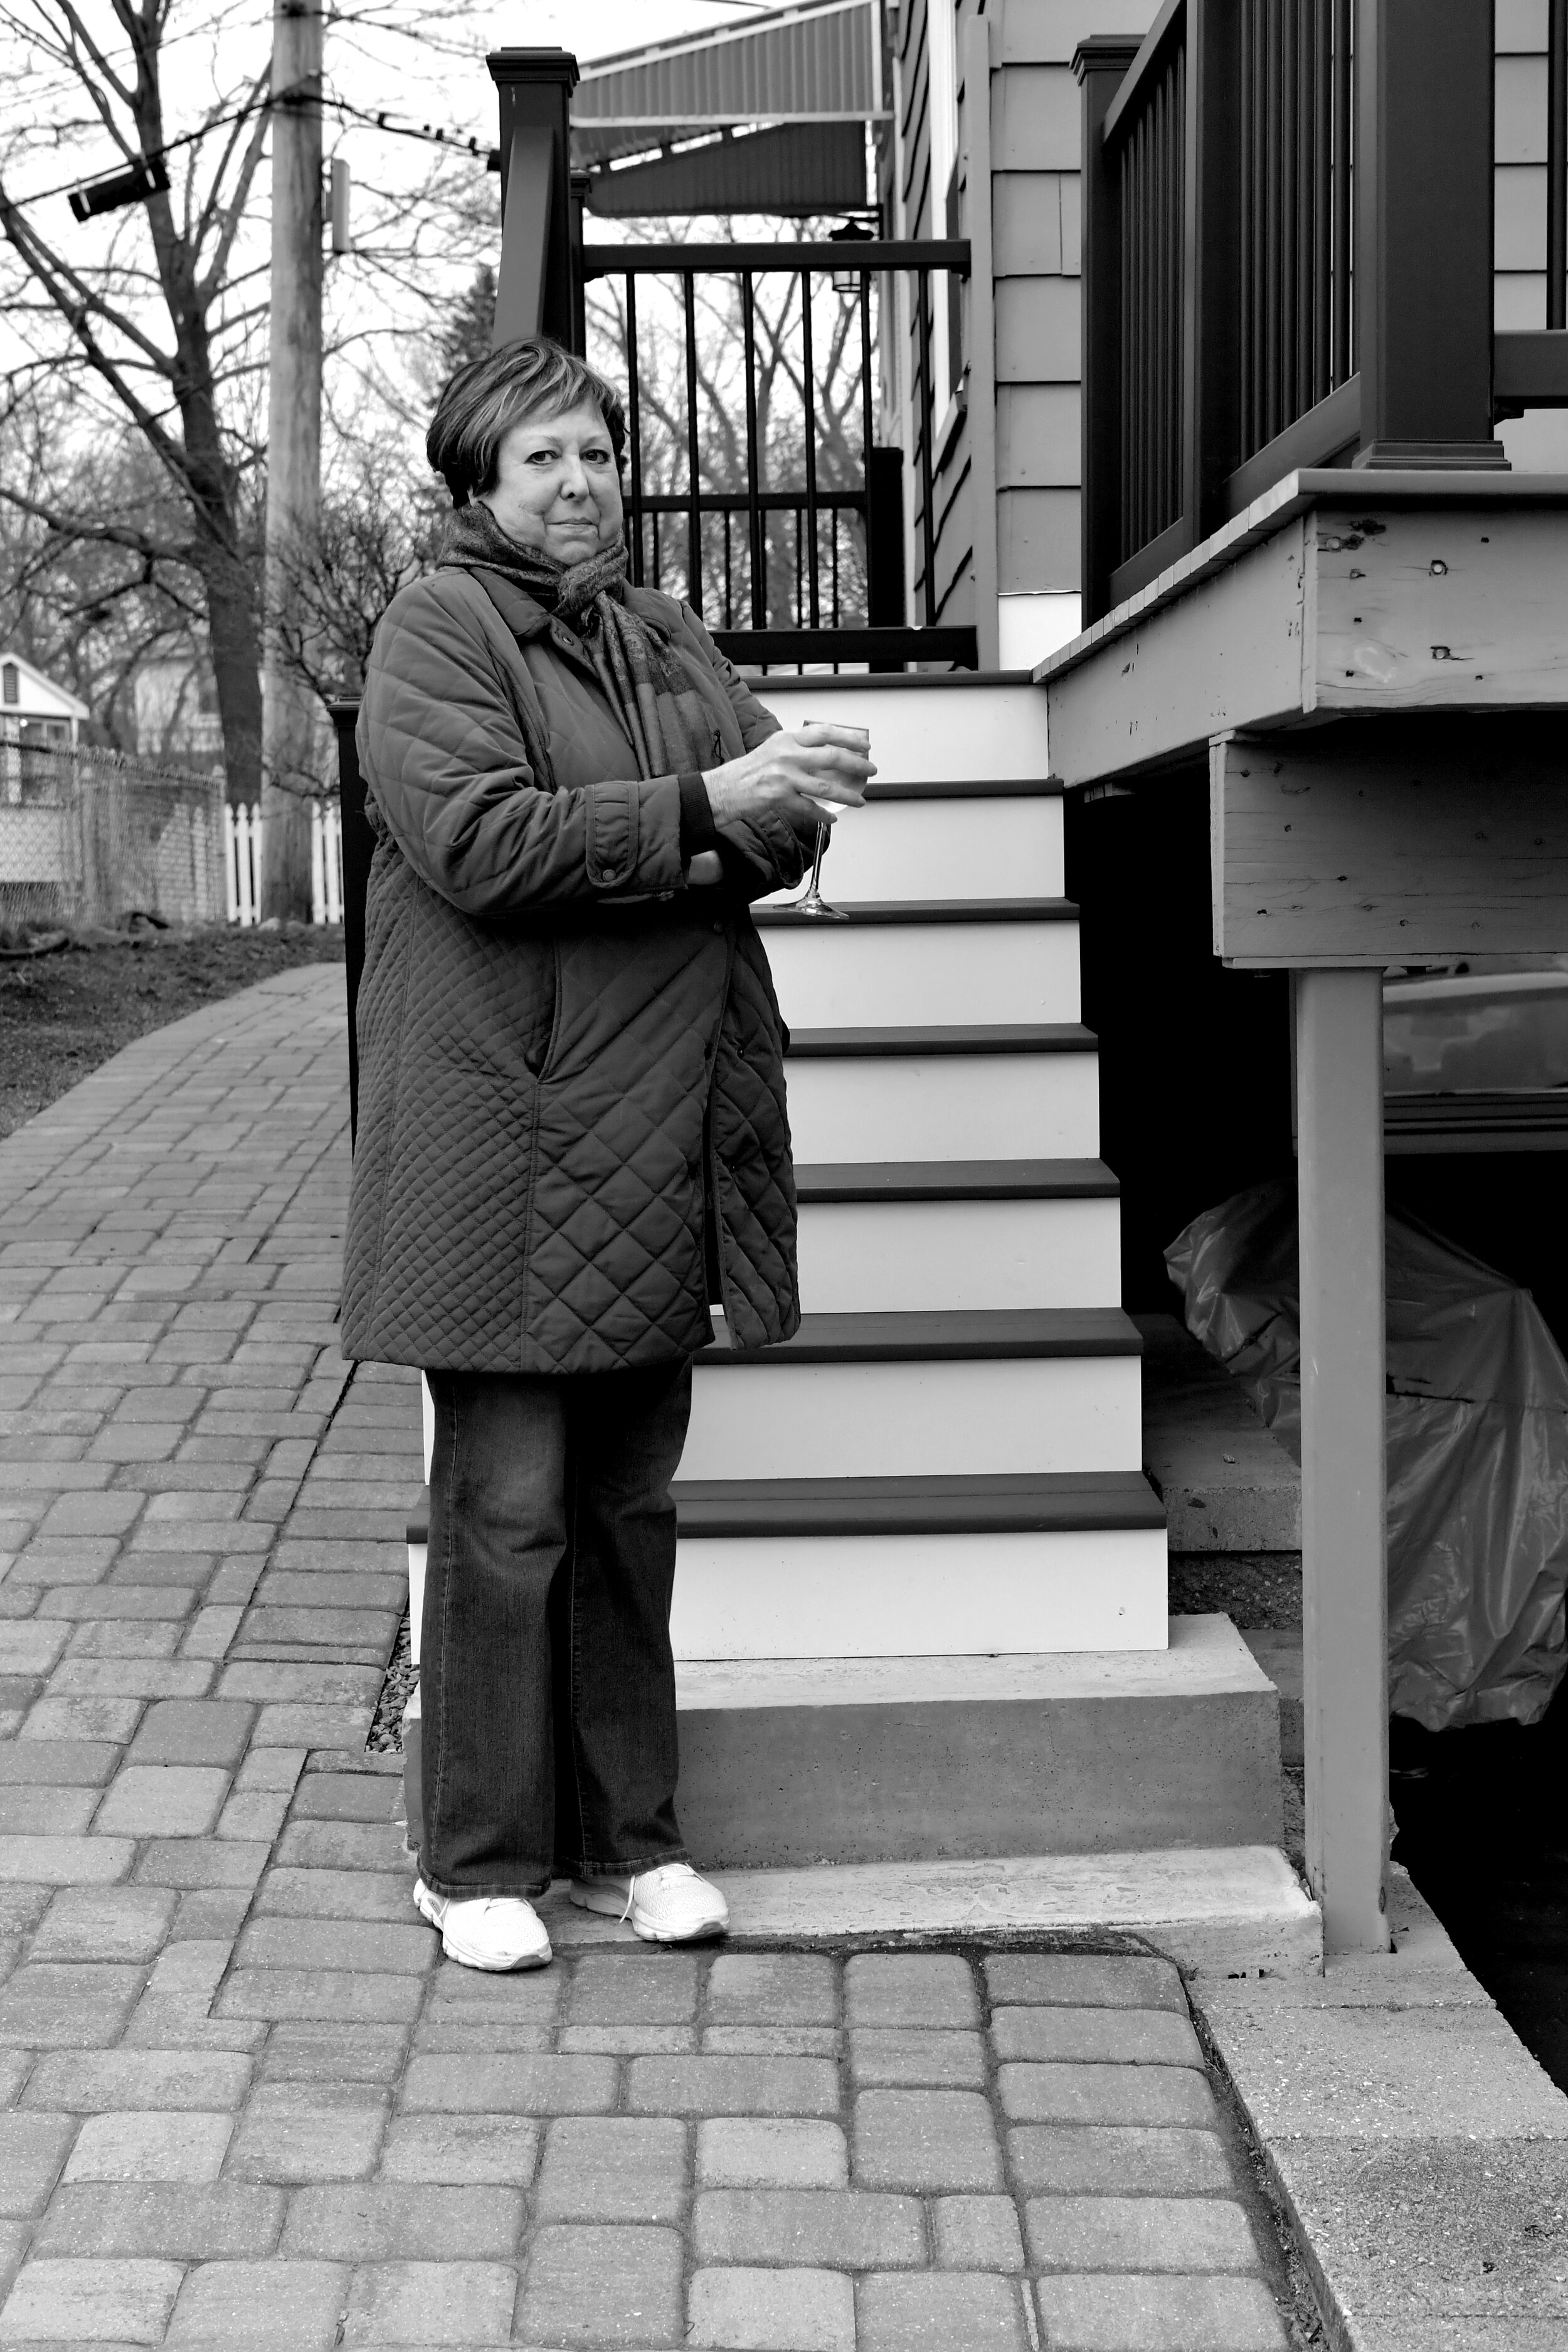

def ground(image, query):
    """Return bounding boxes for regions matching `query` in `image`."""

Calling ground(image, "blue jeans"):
[418,1362,692,1899]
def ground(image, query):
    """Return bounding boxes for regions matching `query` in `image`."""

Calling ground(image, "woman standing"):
[342,338,872,1969]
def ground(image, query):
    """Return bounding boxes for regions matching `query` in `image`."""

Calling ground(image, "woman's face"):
[481,398,624,562]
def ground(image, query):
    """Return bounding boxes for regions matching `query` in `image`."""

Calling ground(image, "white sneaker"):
[569,1861,729,1944]
[414,1877,552,1971]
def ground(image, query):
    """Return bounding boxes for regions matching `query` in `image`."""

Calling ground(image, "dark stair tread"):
[787,1023,1097,1057]
[672,1470,1166,1539]
[410,1470,1165,1549]
[796,1158,1118,1202]
[753,898,1077,928]
[697,1307,1143,1366]
[860,776,1062,802]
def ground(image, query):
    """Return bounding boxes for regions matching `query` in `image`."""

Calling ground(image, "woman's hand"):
[702,723,874,841]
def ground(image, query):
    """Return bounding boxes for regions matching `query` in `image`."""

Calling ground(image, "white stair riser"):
[671,1527,1168,1658]
[758,796,1061,906]
[753,681,1051,783]
[763,921,1080,1029]
[797,1197,1121,1313]
[682,1354,1143,1479]
[785,1053,1100,1163]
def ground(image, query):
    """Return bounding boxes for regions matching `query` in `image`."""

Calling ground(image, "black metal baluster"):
[741,270,766,628]
[682,272,702,618]
[1147,83,1161,538]
[1120,139,1133,561]
[1280,0,1298,430]
[1239,6,1254,455]
[625,274,645,586]
[857,271,876,633]
[1295,0,1313,422]
[1550,0,1567,329]
[800,268,821,629]
[1331,0,1352,384]
[1264,0,1282,446]
[915,268,938,627]
[1313,0,1332,403]
[1170,48,1185,530]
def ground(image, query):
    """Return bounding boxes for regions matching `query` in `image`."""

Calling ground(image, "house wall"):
[886,2,1160,669]
[887,0,979,645]
[887,3,1565,666]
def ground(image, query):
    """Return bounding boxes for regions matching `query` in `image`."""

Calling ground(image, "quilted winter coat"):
[340,566,807,1374]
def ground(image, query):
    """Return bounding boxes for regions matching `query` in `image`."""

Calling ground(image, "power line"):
[324,95,499,168]
[4,83,498,220]
[2,92,278,216]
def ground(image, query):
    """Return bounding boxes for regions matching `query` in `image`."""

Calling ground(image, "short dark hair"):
[426,337,627,507]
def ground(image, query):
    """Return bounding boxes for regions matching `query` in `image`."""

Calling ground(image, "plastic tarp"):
[1166,1179,1568,1730]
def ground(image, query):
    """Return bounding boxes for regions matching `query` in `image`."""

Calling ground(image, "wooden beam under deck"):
[1041,471,1568,791]
[1210,720,1568,968]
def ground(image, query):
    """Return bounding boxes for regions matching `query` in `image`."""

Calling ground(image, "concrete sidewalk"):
[0,966,1560,2352]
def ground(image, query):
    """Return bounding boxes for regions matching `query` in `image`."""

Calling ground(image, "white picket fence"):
[225,800,343,926]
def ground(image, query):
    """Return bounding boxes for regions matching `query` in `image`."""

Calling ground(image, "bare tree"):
[0,391,213,751]
[0,0,498,805]
[0,0,275,799]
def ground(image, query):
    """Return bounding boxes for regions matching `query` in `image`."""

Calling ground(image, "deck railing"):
[1078,1,1568,627]
[581,239,977,671]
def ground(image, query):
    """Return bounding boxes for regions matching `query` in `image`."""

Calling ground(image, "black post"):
[329,702,375,1143]
[1352,0,1505,467]
[866,445,906,672]
[1075,38,1141,627]
[489,49,580,352]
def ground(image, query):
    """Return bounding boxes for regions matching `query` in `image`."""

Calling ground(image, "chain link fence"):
[0,736,226,938]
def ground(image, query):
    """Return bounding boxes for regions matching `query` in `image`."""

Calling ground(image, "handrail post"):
[1352,0,1505,467]
[489,48,581,352]
[1074,38,1141,628]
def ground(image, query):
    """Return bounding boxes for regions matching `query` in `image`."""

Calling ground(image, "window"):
[1,663,17,706]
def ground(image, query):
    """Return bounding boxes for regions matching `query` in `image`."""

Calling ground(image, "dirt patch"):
[0,923,346,1142]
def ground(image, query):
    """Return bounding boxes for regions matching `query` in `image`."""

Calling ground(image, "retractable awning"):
[572,0,884,218]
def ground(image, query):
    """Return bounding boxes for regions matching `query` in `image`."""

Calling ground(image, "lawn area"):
[0,923,346,1142]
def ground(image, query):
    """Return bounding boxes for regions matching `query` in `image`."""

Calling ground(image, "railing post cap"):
[487,47,580,92]
[1073,34,1143,83]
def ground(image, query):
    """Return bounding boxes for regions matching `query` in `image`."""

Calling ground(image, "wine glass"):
[792,720,850,921]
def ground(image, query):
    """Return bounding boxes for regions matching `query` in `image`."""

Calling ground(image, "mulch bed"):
[0,923,346,1142]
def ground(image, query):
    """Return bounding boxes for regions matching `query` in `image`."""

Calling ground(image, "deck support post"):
[1294,966,1390,1956]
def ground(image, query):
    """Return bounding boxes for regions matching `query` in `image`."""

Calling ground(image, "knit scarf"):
[438,501,716,783]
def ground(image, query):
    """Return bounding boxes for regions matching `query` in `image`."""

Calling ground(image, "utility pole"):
[262,0,322,923]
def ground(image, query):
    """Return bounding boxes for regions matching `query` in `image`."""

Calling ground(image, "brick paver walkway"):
[0,970,1295,2350]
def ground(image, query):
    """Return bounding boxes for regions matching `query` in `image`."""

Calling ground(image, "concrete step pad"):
[669,1616,1282,1869]
[537,1839,1322,1980]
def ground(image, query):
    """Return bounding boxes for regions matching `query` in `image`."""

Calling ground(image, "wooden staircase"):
[401,673,1281,1873]
[670,674,1281,1866]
